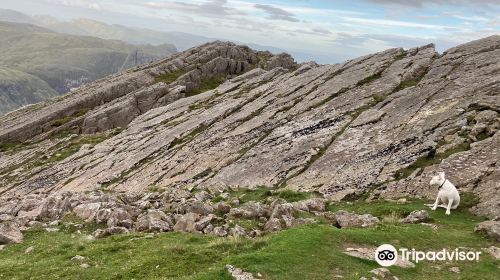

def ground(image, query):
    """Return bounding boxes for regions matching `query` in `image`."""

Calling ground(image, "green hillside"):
[0,21,177,115]
[0,67,58,114]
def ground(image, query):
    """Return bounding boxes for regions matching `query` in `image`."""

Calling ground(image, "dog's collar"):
[438,179,447,190]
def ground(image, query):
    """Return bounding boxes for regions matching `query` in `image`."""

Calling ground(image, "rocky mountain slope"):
[0,37,498,244]
[0,21,177,115]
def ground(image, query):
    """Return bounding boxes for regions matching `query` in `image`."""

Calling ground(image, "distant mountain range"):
[0,8,343,115]
[0,8,216,51]
[0,8,340,62]
[0,12,177,115]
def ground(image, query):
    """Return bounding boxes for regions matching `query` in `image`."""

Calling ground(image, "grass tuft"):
[394,142,471,180]
[188,76,226,96]
[155,70,186,84]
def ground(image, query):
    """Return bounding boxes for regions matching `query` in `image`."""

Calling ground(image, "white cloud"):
[45,0,101,10]
[253,4,299,22]
[340,16,451,30]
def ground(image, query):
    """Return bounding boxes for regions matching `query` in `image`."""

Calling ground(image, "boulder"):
[292,198,326,212]
[214,202,231,214]
[483,246,500,260]
[474,110,497,123]
[135,209,173,232]
[0,222,23,243]
[229,202,269,219]
[173,212,200,233]
[263,218,282,232]
[334,211,379,228]
[370,268,399,280]
[213,226,228,237]
[186,201,214,215]
[40,193,73,220]
[400,210,430,224]
[225,264,262,280]
[93,226,129,238]
[194,215,215,231]
[0,201,21,216]
[230,225,247,237]
[73,203,101,222]
[269,203,295,228]
[0,214,14,222]
[475,221,500,241]
[107,208,133,228]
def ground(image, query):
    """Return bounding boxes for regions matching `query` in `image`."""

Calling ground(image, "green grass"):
[393,73,426,92]
[188,76,226,96]
[168,124,209,150]
[147,186,166,193]
[356,71,382,87]
[155,70,186,84]
[0,198,498,279]
[34,133,110,167]
[394,142,471,179]
[276,189,317,202]
[372,94,386,103]
[0,141,32,153]
[50,109,89,128]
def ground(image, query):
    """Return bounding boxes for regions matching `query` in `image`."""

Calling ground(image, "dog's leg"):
[431,196,440,211]
[445,199,454,215]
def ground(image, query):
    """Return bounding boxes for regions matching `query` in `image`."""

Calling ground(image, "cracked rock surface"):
[0,37,499,222]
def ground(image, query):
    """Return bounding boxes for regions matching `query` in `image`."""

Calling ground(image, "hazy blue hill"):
[0,8,35,24]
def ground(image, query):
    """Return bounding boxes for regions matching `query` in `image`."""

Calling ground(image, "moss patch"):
[394,142,471,180]
[50,109,89,128]
[155,70,186,84]
[0,141,32,153]
[188,76,226,96]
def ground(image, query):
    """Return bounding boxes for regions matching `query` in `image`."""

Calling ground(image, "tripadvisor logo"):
[375,244,481,267]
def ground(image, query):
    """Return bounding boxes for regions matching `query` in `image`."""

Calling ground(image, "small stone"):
[230,225,246,237]
[449,267,460,273]
[48,220,60,226]
[71,255,86,262]
[335,211,379,228]
[263,218,282,232]
[483,246,500,260]
[25,246,34,253]
[225,264,262,280]
[397,198,407,204]
[400,210,430,224]
[475,221,500,241]
[230,199,240,207]
[93,229,107,238]
[0,222,23,244]
[45,228,60,232]
[27,221,44,227]
[420,223,438,230]
[173,212,200,233]
[213,226,228,237]
[370,268,394,279]
[80,263,91,269]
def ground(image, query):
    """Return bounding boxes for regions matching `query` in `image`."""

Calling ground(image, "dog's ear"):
[439,172,446,179]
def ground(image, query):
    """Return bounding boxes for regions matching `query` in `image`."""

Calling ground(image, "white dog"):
[427,172,460,215]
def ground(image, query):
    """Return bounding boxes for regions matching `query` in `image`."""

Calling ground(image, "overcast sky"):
[3,0,500,62]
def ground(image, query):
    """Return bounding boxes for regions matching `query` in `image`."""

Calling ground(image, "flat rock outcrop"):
[0,37,499,223]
